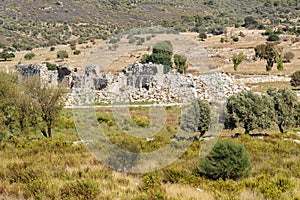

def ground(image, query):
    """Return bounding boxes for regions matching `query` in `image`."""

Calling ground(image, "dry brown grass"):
[163,183,215,200]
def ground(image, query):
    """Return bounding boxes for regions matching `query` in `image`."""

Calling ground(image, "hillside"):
[0,0,299,49]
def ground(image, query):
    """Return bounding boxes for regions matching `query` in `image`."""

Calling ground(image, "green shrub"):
[132,116,150,127]
[291,71,300,87]
[60,180,99,200]
[199,140,251,180]
[44,62,57,71]
[73,50,81,55]
[24,52,35,60]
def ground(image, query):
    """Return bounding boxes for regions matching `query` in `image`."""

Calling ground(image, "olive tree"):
[232,53,245,71]
[23,77,65,138]
[267,87,299,133]
[180,100,211,137]
[225,91,275,134]
[174,54,188,74]
[254,43,282,71]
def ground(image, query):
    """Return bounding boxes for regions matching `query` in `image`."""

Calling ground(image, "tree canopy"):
[199,140,251,180]
[180,100,211,137]
[267,87,298,133]
[225,91,275,134]
[254,43,282,71]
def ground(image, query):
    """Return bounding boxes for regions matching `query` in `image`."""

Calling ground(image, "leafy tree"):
[254,43,282,71]
[24,52,35,60]
[174,54,188,74]
[142,41,173,68]
[180,100,211,137]
[152,40,173,57]
[0,72,18,138]
[232,53,245,71]
[0,51,15,61]
[267,88,298,133]
[199,140,251,180]
[23,77,65,138]
[57,50,69,60]
[291,71,300,87]
[225,91,275,134]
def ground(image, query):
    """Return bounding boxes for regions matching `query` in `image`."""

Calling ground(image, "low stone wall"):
[235,74,291,84]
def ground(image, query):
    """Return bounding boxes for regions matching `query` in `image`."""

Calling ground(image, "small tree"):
[23,77,65,138]
[0,51,15,61]
[57,50,69,60]
[255,43,282,71]
[199,140,251,180]
[180,100,211,137]
[225,91,275,134]
[232,53,245,71]
[267,87,298,133]
[24,52,35,60]
[174,54,188,74]
[291,71,300,87]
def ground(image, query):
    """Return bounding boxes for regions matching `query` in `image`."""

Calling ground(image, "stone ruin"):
[16,63,249,105]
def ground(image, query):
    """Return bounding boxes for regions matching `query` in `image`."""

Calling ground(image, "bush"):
[24,52,35,60]
[199,32,207,41]
[50,46,55,51]
[44,62,57,71]
[267,34,280,41]
[291,71,300,87]
[57,50,68,60]
[73,50,81,55]
[60,180,99,200]
[199,140,251,180]
[232,37,239,42]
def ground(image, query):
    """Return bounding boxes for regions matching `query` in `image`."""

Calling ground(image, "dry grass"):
[163,183,215,200]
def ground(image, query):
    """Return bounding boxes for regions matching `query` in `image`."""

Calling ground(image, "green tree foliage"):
[174,54,187,74]
[199,140,251,180]
[23,77,65,138]
[44,62,57,71]
[232,53,245,71]
[0,50,15,61]
[152,40,173,57]
[24,52,35,60]
[254,43,282,71]
[225,91,275,134]
[291,71,300,87]
[267,88,299,133]
[57,50,69,60]
[142,41,173,68]
[0,72,18,139]
[180,100,211,137]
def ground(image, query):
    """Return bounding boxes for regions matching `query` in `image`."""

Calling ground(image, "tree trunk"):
[278,122,284,133]
[47,126,52,138]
